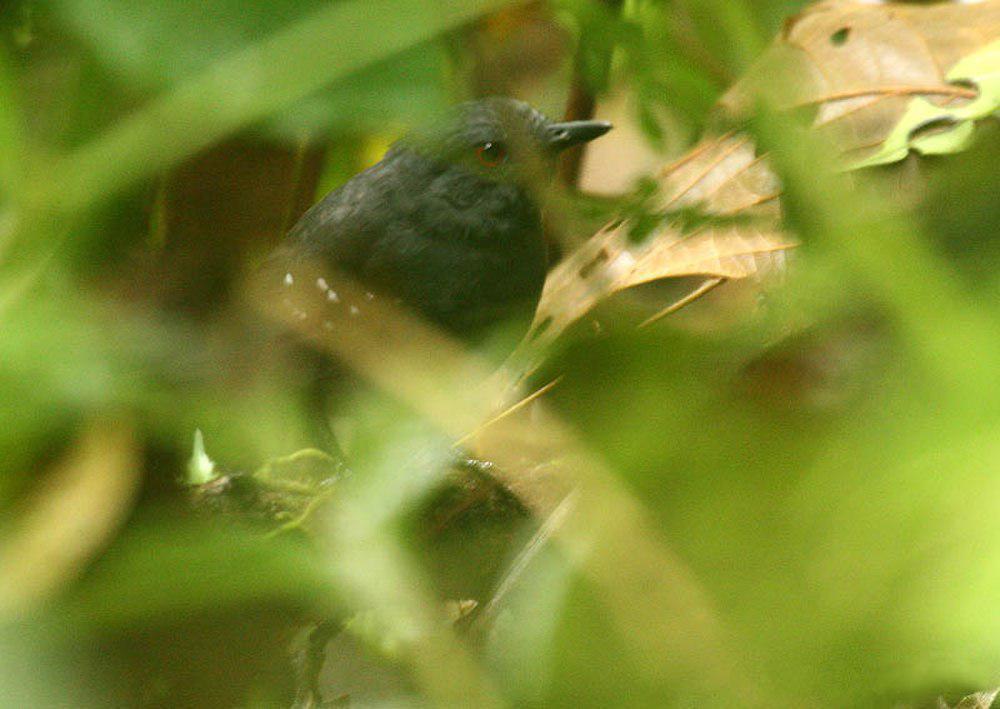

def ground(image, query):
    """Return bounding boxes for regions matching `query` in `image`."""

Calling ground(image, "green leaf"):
[34,0,518,217]
[60,516,331,632]
[0,49,22,200]
[51,0,451,136]
[853,39,1000,169]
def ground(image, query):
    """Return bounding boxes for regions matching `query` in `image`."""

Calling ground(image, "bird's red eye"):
[476,141,507,168]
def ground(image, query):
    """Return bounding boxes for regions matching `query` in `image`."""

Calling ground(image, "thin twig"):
[638,277,727,328]
[452,377,563,448]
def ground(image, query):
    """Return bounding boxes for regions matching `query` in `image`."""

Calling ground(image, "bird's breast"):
[363,221,547,340]
[275,165,548,348]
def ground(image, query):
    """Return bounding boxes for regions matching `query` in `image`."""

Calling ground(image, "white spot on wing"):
[284,272,294,286]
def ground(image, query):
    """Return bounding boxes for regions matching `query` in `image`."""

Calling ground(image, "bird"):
[260,97,611,451]
[265,99,611,705]
[267,97,611,348]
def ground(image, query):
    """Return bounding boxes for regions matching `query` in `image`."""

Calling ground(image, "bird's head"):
[402,97,612,187]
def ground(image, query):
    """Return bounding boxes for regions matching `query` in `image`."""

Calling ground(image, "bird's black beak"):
[546,120,613,152]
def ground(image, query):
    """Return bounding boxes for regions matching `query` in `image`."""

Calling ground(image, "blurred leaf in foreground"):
[0,422,139,618]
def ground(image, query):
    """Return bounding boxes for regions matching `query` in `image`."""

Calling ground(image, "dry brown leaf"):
[531,110,793,353]
[528,133,793,350]
[658,133,782,215]
[529,1,999,351]
[719,0,1000,162]
[528,219,793,350]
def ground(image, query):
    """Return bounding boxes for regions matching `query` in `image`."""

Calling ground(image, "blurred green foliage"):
[51,0,454,136]
[2,0,1000,707]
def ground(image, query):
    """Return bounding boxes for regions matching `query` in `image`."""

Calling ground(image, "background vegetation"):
[1,0,998,706]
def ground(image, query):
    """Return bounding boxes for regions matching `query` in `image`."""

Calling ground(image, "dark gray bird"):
[270,101,611,704]
[270,97,611,347]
